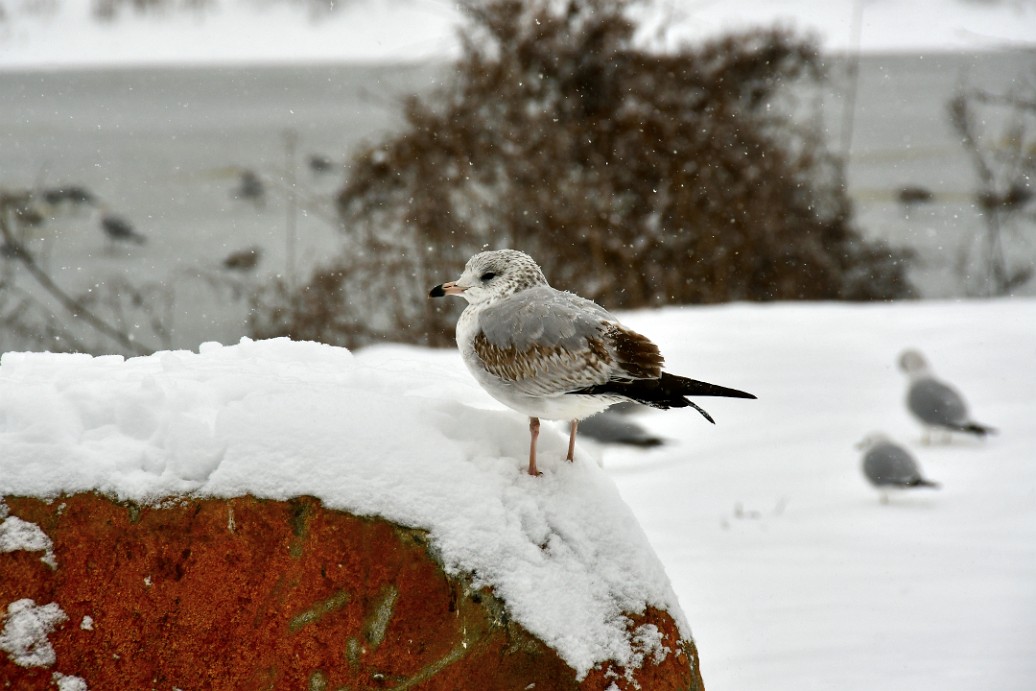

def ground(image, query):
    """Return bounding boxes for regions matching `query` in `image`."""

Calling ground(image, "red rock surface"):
[1,494,704,690]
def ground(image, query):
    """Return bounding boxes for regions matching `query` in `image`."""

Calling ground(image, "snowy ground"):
[602,300,1036,691]
[2,299,1035,689]
[1,0,1034,71]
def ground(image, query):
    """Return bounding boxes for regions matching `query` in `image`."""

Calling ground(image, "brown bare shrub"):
[250,0,915,349]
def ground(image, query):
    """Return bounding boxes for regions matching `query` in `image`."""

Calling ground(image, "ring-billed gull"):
[898,349,995,442]
[429,249,756,475]
[856,432,939,503]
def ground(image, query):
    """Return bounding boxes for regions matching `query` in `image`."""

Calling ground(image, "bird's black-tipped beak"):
[429,281,464,298]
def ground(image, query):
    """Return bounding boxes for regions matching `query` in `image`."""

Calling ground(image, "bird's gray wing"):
[908,377,968,426]
[863,443,920,486]
[478,287,611,351]
[473,287,662,397]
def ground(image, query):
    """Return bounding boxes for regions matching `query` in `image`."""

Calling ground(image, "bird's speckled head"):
[855,431,892,451]
[429,249,549,305]
[898,349,930,377]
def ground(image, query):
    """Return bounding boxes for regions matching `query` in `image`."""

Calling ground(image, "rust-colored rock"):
[1,494,704,690]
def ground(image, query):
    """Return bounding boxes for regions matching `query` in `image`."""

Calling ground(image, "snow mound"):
[0,337,686,677]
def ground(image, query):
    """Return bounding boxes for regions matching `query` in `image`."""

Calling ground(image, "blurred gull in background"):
[857,432,939,503]
[898,349,995,443]
[94,206,146,248]
[570,403,665,449]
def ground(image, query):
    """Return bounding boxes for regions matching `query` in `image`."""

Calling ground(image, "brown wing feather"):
[604,325,663,380]
[472,330,614,396]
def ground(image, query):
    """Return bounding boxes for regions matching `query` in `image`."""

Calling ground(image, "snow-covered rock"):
[0,337,697,685]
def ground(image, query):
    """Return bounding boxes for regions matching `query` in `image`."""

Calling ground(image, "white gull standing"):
[429,249,756,475]
[898,349,995,442]
[856,432,940,503]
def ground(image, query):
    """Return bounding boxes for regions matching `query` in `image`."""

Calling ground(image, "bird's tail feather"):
[955,422,996,436]
[570,373,755,424]
[663,373,757,400]
[911,478,940,489]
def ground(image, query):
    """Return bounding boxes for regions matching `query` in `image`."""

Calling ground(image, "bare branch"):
[0,191,155,355]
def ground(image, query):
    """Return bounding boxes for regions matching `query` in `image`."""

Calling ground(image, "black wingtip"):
[715,385,756,400]
[687,400,716,424]
[429,284,446,298]
[959,422,996,436]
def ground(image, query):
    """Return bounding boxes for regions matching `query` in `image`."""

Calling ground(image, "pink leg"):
[567,420,578,462]
[528,417,541,476]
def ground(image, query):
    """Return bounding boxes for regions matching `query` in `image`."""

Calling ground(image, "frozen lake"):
[0,61,445,353]
[828,50,1035,298]
[0,51,1033,354]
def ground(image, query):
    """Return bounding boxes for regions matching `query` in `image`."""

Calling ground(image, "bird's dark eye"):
[480,272,496,281]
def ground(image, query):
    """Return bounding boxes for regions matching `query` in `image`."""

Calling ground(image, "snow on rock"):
[0,599,68,668]
[0,337,687,677]
[0,505,57,568]
[52,672,89,691]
